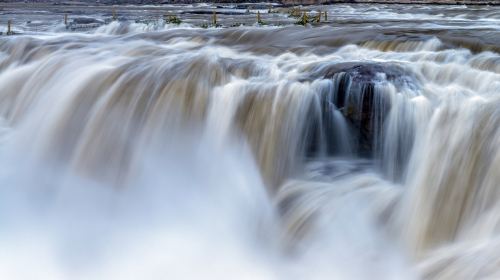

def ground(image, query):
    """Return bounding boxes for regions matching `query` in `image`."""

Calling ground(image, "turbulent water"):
[0,3,499,280]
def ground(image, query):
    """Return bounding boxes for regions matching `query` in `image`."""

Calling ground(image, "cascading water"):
[0,3,499,280]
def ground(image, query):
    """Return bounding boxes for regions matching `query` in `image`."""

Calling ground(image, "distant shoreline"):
[2,0,499,6]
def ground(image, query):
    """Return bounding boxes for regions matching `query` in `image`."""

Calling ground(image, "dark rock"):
[181,10,246,15]
[71,17,104,24]
[305,63,420,158]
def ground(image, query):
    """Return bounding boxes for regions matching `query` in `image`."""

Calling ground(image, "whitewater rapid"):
[0,3,499,280]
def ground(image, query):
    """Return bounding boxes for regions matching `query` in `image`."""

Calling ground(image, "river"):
[0,3,499,280]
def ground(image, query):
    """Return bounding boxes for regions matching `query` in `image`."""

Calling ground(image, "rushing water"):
[0,3,499,280]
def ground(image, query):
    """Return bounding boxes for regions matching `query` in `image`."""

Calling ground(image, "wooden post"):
[112,8,117,21]
[257,11,261,24]
[268,5,272,13]
[212,11,217,26]
[324,11,327,21]
[7,20,12,35]
[64,14,68,26]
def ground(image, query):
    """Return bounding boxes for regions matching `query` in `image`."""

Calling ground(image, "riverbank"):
[1,0,500,6]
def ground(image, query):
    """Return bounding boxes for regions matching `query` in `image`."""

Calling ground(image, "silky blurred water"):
[0,3,499,280]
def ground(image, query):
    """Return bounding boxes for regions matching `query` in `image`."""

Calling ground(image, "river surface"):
[0,3,499,280]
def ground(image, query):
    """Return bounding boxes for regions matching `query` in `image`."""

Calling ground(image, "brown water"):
[0,3,499,280]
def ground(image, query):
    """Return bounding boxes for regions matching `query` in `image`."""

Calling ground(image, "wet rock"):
[67,17,104,31]
[181,10,245,15]
[71,17,104,25]
[306,63,420,158]
[326,63,419,87]
[334,64,418,155]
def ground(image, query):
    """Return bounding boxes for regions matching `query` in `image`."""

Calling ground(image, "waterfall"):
[0,6,499,279]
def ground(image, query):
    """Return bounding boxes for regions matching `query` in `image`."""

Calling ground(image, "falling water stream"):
[0,3,499,280]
